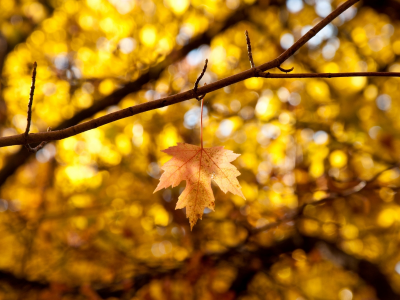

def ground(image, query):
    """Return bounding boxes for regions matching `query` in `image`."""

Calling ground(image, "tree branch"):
[23,62,49,152]
[0,0,368,148]
[0,68,397,147]
[245,30,255,68]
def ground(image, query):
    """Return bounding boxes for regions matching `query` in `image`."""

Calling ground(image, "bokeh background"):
[1,0,400,299]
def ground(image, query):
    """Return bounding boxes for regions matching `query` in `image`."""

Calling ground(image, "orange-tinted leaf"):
[154,143,245,229]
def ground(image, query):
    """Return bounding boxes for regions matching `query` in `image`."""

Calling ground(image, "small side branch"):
[24,62,50,153]
[245,30,255,68]
[194,59,208,100]
[24,61,37,143]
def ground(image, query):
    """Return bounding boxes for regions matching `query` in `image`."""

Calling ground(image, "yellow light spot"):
[77,93,93,108]
[148,204,169,226]
[87,0,101,9]
[65,165,97,183]
[140,25,157,47]
[322,62,339,73]
[310,161,324,178]
[26,3,46,22]
[322,223,337,237]
[61,137,78,150]
[292,249,306,261]
[99,79,115,95]
[100,147,121,165]
[77,47,93,62]
[379,187,395,202]
[157,37,172,54]
[166,0,189,15]
[313,190,327,201]
[61,105,75,119]
[244,77,263,90]
[341,224,359,239]
[212,278,230,293]
[1,0,14,11]
[277,267,291,282]
[159,124,180,149]
[211,46,226,62]
[141,216,154,231]
[129,203,143,217]
[378,169,400,183]
[240,153,258,170]
[73,216,88,230]
[69,194,92,208]
[100,17,116,34]
[111,198,125,210]
[174,247,188,261]
[154,209,169,226]
[351,27,367,44]
[305,278,321,295]
[363,85,378,101]
[350,77,366,90]
[79,15,95,30]
[393,40,400,55]
[329,150,347,168]
[302,219,320,235]
[358,106,372,121]
[115,134,132,155]
[31,30,45,45]
[241,182,258,201]
[344,239,363,254]
[306,80,330,102]
[377,208,397,227]
[64,0,79,14]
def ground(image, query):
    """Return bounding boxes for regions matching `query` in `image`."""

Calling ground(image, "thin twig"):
[24,63,50,152]
[257,72,400,78]
[245,30,255,68]
[24,61,37,144]
[194,59,208,100]
[200,91,205,149]
[0,0,364,147]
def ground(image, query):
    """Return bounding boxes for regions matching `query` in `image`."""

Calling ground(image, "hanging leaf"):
[154,143,245,229]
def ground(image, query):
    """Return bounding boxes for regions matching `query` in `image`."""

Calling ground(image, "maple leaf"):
[154,143,245,229]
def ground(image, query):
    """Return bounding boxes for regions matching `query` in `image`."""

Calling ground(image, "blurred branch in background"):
[0,233,396,299]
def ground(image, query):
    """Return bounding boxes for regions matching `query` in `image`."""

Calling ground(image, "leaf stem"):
[200,95,204,149]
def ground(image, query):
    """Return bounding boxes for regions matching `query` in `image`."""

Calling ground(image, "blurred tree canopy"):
[1,0,400,299]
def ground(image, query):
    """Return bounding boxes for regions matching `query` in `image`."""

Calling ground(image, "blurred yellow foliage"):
[0,0,399,299]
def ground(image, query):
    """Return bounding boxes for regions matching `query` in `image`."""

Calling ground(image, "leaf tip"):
[153,185,162,194]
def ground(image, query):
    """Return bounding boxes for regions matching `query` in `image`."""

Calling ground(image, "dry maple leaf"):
[154,143,245,229]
